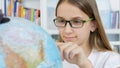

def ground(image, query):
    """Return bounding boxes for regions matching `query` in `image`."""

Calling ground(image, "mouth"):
[63,36,77,42]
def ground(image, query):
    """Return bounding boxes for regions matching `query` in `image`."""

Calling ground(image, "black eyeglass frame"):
[53,18,94,28]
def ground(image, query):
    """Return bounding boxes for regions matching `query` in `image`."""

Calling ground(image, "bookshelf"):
[110,0,120,52]
[0,0,59,33]
[1,0,40,24]
[0,0,59,36]
[96,0,120,53]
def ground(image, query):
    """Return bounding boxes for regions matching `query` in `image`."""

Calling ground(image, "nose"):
[64,23,73,33]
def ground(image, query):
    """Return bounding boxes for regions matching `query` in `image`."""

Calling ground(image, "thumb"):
[56,42,64,46]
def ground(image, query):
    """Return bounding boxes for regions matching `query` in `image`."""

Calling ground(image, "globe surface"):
[0,17,62,68]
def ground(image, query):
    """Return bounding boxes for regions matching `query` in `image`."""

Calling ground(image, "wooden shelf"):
[110,41,120,45]
[105,29,120,34]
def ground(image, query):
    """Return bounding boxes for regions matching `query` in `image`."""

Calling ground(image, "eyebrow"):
[56,16,83,20]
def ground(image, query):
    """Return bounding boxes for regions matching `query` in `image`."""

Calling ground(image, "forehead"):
[57,2,89,19]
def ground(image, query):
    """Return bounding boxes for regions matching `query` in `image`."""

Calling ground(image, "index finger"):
[56,42,65,46]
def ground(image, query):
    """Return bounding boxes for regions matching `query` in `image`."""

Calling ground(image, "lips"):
[63,36,76,42]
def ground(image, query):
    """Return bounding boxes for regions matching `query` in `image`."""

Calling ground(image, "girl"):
[53,0,120,68]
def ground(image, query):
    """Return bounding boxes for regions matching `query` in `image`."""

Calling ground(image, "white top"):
[63,49,120,68]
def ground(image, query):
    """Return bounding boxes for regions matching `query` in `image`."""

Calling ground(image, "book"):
[96,0,112,29]
[3,0,40,24]
[111,11,119,29]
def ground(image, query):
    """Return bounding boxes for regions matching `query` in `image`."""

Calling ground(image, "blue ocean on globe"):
[0,17,62,68]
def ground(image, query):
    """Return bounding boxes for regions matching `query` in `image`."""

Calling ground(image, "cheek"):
[77,31,90,39]
[75,29,91,44]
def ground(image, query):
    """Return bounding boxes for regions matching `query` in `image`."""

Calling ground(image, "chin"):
[63,39,75,43]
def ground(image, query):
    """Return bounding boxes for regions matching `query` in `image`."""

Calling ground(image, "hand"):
[56,42,93,68]
[56,42,86,65]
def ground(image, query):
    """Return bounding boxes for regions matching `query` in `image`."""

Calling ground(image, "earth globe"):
[0,17,62,68]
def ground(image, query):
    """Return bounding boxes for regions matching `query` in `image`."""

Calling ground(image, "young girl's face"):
[56,2,96,46]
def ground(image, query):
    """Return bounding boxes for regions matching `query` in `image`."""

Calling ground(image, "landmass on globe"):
[0,17,62,68]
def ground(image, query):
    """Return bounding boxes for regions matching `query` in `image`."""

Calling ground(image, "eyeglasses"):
[53,17,93,28]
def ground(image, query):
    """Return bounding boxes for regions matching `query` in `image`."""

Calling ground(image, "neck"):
[81,43,92,57]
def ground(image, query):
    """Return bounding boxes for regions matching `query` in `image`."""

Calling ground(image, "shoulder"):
[91,48,120,58]
[104,51,120,68]
[97,50,120,67]
[104,51,120,63]
[107,51,120,58]
[99,51,120,61]
[94,50,120,62]
[89,49,120,68]
[101,51,120,58]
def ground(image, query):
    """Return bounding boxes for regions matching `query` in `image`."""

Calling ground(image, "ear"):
[90,21,97,32]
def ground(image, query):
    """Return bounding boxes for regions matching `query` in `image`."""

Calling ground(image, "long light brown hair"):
[55,0,112,51]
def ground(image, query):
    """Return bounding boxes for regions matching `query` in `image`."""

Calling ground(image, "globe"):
[0,17,62,68]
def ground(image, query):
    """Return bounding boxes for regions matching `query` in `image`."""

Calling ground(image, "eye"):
[57,19,65,23]
[73,20,81,23]
[72,19,82,24]
[71,19,83,26]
